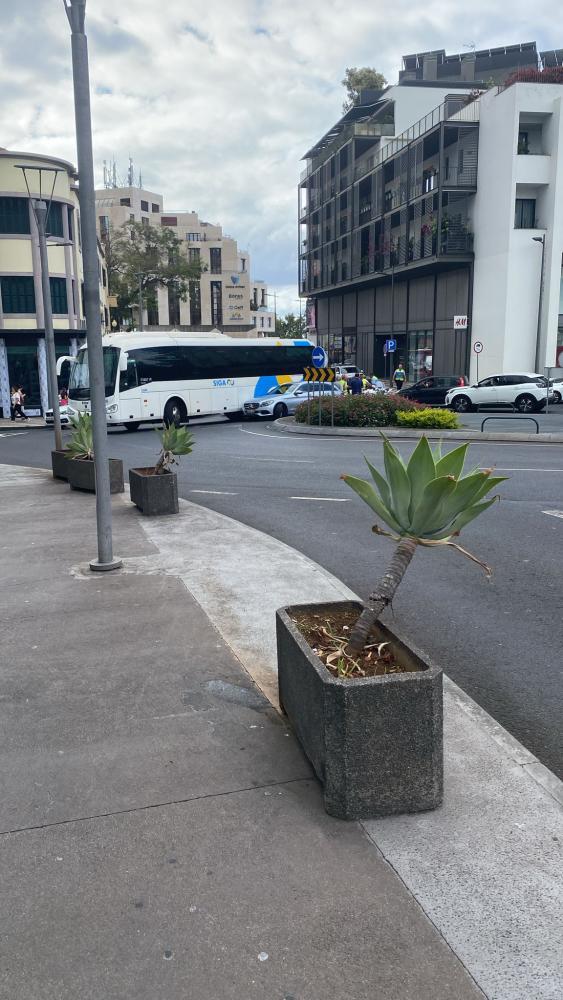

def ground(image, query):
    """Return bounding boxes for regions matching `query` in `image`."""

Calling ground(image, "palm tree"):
[341,436,506,654]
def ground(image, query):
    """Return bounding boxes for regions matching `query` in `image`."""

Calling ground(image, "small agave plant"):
[154,424,194,475]
[66,412,94,460]
[341,436,506,654]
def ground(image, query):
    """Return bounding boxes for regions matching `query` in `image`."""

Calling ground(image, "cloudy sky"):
[0,1,560,313]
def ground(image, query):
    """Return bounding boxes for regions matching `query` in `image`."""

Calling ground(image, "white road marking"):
[0,431,28,438]
[190,489,238,496]
[290,496,350,502]
[542,510,563,519]
[231,455,313,464]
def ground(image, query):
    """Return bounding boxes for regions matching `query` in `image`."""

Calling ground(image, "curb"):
[273,416,563,443]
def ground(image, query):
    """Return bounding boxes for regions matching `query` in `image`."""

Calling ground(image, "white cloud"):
[1,0,560,310]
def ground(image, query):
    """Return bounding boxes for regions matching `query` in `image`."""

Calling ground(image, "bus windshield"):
[69,346,120,400]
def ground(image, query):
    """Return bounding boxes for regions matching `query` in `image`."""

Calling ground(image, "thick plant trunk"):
[346,536,418,654]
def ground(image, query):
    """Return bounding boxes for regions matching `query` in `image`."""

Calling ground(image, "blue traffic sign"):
[311,345,328,367]
[385,338,397,354]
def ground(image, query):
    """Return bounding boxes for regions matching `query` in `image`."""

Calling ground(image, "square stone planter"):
[276,600,443,820]
[51,449,70,481]
[67,458,124,494]
[129,467,178,515]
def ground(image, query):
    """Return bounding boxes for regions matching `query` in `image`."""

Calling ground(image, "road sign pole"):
[307,381,311,425]
[331,379,335,428]
[318,382,322,428]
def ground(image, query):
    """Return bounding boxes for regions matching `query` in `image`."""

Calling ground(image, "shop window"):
[6,343,41,409]
[407,330,433,380]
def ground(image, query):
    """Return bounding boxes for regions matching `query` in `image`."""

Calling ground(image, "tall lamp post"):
[532,234,546,374]
[64,0,121,572]
[16,165,64,451]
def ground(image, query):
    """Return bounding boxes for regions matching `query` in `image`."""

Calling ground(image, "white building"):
[95,184,271,336]
[299,43,563,381]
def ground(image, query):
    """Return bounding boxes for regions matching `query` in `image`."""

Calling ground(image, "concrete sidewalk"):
[1,464,561,999]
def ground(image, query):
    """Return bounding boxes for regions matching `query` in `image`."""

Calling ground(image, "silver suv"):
[445,373,553,413]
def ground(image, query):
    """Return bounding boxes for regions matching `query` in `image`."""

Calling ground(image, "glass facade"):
[407,330,433,380]
[1,277,36,313]
[6,343,41,409]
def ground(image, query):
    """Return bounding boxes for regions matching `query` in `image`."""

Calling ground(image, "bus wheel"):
[163,398,186,427]
[124,422,140,432]
[226,410,242,422]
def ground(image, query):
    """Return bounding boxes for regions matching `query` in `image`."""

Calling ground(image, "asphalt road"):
[2,419,562,778]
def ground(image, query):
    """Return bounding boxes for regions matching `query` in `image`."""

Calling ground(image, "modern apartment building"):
[299,43,563,381]
[95,185,270,336]
[0,148,109,416]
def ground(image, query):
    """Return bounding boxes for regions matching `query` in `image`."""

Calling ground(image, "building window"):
[210,247,222,274]
[515,198,536,229]
[188,247,200,264]
[120,197,131,207]
[47,202,64,239]
[186,232,200,242]
[161,216,177,227]
[210,281,222,325]
[268,317,272,327]
[261,289,266,306]
[140,200,149,212]
[68,207,74,242]
[141,217,149,226]
[168,284,181,326]
[518,131,529,155]
[0,196,30,235]
[240,257,246,271]
[407,330,433,380]
[1,276,36,313]
[260,316,264,327]
[151,203,160,213]
[457,150,464,176]
[189,281,201,326]
[50,277,68,314]
[252,316,256,325]
[99,215,110,235]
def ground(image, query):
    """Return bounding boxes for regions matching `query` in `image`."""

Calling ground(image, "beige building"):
[0,148,109,416]
[95,183,271,336]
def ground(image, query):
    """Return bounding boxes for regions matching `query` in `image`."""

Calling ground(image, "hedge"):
[396,408,460,429]
[294,393,420,428]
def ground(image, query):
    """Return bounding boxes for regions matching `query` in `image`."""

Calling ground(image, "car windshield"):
[69,346,120,400]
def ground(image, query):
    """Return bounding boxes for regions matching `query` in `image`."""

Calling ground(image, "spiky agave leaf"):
[382,438,411,529]
[67,412,94,460]
[340,474,403,534]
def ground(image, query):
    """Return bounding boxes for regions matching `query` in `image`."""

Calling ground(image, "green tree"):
[275,312,307,339]
[342,67,387,112]
[102,220,204,324]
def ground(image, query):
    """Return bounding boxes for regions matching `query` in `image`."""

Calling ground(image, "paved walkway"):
[0,464,561,999]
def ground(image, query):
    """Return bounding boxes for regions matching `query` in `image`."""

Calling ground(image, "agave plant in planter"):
[66,412,124,494]
[129,424,194,515]
[277,436,506,820]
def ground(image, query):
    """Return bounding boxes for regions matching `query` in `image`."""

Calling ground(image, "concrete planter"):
[129,467,179,515]
[276,600,443,820]
[51,450,70,481]
[67,458,124,494]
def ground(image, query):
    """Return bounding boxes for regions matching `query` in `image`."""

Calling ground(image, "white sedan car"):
[243,381,342,419]
[45,403,74,426]
[445,373,553,413]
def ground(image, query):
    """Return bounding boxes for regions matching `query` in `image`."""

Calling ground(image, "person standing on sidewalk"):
[393,363,406,391]
[11,387,29,421]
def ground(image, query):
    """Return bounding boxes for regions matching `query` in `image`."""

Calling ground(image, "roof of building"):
[0,148,77,176]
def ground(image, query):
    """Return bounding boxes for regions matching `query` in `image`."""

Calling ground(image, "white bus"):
[65,331,313,430]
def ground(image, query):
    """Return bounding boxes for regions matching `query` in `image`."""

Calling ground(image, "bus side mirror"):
[119,353,129,373]
[56,355,73,376]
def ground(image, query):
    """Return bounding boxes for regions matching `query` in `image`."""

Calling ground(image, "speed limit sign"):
[473,341,483,354]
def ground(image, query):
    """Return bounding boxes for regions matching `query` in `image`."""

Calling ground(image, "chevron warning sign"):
[303,367,335,383]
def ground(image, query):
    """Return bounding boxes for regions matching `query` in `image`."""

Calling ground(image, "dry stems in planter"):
[129,424,194,515]
[277,436,506,819]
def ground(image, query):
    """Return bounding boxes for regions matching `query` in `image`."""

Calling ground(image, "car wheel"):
[163,398,187,427]
[515,394,537,414]
[124,422,140,432]
[273,402,288,419]
[553,390,562,404]
[225,411,242,422]
[451,394,472,413]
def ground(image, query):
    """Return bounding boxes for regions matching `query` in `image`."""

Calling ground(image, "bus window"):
[119,359,139,392]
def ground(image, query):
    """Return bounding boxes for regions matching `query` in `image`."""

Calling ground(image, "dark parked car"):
[397,375,468,406]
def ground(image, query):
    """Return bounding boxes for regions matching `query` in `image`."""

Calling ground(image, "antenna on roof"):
[128,157,134,187]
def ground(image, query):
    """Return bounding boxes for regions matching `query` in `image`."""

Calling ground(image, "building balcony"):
[515,153,551,186]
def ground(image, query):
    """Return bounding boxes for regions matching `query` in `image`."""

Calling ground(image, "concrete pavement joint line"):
[0,776,309,839]
[359,824,489,1000]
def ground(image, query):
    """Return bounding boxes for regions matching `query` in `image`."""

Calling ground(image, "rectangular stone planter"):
[67,458,124,494]
[129,467,178,515]
[51,450,70,481]
[276,600,443,820]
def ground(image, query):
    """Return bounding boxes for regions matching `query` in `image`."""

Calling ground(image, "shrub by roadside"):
[294,393,420,428]
[396,408,460,429]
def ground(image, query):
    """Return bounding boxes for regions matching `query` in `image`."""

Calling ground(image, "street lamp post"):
[35,201,63,451]
[532,235,546,375]
[16,164,64,451]
[64,0,121,572]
